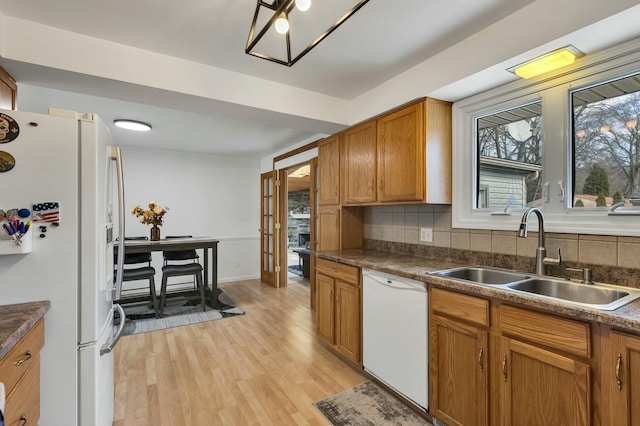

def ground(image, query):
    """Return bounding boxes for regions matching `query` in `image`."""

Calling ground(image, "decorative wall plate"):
[0,151,15,172]
[0,113,20,144]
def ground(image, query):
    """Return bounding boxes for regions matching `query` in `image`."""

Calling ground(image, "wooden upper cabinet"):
[317,135,340,205]
[377,98,452,204]
[342,121,377,204]
[0,65,17,110]
[337,98,451,206]
[377,101,425,202]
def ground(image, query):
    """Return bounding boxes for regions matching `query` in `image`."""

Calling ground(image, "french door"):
[260,171,279,287]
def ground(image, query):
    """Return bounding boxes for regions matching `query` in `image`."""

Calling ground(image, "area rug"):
[287,264,304,277]
[314,381,432,426]
[116,288,244,336]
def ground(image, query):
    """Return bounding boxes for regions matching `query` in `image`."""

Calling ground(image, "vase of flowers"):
[131,201,169,241]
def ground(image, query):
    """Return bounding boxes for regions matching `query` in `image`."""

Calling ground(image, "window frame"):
[452,37,640,236]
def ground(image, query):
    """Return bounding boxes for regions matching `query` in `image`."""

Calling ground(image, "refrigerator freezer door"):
[78,117,114,345]
[78,309,114,426]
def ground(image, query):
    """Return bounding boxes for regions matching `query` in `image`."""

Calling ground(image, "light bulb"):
[296,0,311,11]
[275,14,289,34]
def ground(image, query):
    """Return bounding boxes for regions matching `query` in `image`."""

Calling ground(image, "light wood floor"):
[113,278,366,425]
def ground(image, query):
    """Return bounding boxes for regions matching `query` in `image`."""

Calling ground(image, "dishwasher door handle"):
[364,275,426,292]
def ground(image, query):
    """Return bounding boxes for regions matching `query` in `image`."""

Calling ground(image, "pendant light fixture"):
[246,0,370,67]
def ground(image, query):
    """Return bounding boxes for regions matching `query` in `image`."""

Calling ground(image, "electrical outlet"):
[420,227,433,243]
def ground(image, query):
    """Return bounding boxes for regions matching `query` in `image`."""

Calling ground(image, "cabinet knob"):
[19,414,28,425]
[478,347,484,372]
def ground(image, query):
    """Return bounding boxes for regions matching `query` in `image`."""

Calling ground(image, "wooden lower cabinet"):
[0,319,44,426]
[430,315,488,426]
[429,287,594,426]
[501,337,591,426]
[607,331,640,425]
[315,258,361,364]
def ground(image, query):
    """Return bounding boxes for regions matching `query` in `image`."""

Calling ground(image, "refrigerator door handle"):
[100,304,126,356]
[109,146,125,301]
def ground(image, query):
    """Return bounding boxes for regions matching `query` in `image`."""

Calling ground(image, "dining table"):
[115,236,219,308]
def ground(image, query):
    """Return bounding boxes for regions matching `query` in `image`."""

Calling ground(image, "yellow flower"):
[131,201,169,226]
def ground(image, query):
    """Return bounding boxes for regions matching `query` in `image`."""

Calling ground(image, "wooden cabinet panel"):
[500,305,590,358]
[0,319,44,426]
[316,272,335,343]
[377,102,424,202]
[608,331,640,426]
[335,281,361,363]
[430,315,488,426]
[317,135,340,205]
[4,357,40,426]
[501,337,591,426]
[317,205,340,251]
[342,121,377,204]
[316,258,359,286]
[0,319,44,396]
[430,287,489,327]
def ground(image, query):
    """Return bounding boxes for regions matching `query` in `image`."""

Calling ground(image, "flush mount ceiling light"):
[113,119,152,132]
[246,0,370,67]
[508,45,584,79]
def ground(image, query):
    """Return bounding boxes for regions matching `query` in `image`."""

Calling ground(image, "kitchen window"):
[571,73,640,209]
[452,37,640,236]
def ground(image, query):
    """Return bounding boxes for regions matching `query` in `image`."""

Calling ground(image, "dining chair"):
[159,235,205,316]
[115,236,159,317]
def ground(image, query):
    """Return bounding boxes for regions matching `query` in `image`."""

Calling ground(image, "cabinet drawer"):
[0,319,44,394]
[430,287,489,327]
[316,258,360,286]
[4,357,40,426]
[500,305,590,358]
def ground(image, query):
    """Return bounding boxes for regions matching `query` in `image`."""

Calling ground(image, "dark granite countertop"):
[316,249,640,332]
[0,301,50,359]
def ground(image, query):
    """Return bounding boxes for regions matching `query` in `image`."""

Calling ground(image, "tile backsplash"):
[364,204,640,270]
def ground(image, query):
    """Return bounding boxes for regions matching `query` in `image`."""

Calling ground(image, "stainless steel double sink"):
[433,266,640,311]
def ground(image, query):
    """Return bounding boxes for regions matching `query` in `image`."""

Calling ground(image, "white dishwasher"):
[362,268,428,410]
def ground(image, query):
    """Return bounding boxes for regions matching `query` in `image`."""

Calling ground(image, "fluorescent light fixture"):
[113,119,152,132]
[508,45,584,79]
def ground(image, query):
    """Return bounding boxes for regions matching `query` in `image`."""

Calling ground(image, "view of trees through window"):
[476,101,543,208]
[572,73,640,208]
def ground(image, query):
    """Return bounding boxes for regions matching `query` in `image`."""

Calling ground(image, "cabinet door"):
[608,331,640,426]
[377,102,424,202]
[318,135,340,205]
[431,315,488,426]
[316,273,335,343]
[501,338,591,426]
[0,65,16,110]
[317,204,340,251]
[342,121,377,204]
[335,280,361,363]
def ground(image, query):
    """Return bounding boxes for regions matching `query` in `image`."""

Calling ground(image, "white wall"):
[121,146,260,282]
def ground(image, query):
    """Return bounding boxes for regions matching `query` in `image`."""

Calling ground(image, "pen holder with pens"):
[0,225,32,255]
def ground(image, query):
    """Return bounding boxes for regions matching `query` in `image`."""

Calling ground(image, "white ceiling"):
[1,0,640,158]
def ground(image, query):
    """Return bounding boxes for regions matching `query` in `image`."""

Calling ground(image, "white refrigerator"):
[0,108,126,426]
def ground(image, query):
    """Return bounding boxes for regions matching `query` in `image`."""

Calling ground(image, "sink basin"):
[434,266,530,285]
[508,278,640,310]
